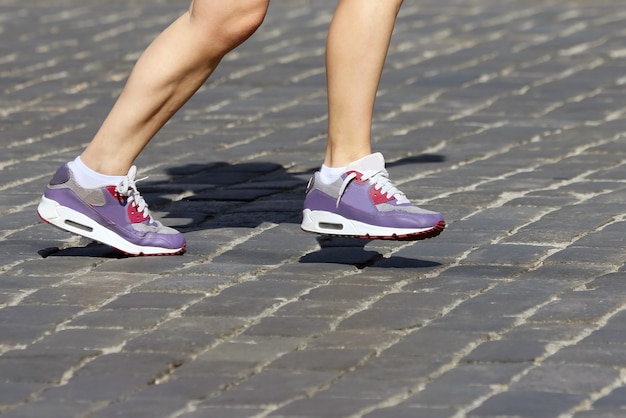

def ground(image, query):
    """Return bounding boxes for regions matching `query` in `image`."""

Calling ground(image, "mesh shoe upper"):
[304,153,444,230]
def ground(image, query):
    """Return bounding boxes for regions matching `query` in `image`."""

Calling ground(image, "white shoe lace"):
[115,166,151,219]
[337,168,409,206]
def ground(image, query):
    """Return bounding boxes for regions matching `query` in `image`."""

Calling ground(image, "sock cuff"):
[319,164,346,184]
[69,156,125,188]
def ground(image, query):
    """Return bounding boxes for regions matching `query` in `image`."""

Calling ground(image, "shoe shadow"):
[38,242,130,259]
[299,236,442,269]
[39,154,445,260]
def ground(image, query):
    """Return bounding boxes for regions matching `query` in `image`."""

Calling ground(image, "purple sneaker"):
[301,153,445,240]
[37,163,185,256]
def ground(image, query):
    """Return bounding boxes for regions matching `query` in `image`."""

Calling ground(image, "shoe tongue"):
[347,152,385,172]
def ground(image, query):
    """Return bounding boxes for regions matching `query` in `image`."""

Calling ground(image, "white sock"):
[68,156,126,189]
[319,164,346,184]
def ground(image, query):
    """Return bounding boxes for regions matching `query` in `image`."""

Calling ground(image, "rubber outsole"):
[301,209,446,241]
[37,196,185,256]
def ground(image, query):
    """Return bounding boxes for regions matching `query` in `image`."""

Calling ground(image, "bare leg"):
[325,0,403,167]
[80,0,269,175]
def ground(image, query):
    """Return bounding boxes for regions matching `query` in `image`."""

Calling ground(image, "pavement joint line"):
[561,368,626,418]
[456,263,626,418]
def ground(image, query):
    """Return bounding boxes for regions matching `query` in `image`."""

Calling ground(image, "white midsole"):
[37,196,181,255]
[300,208,433,237]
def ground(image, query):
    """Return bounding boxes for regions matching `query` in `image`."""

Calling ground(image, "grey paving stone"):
[66,308,169,330]
[205,370,333,408]
[123,329,217,355]
[513,364,619,395]
[89,398,189,418]
[468,391,584,418]
[269,348,372,373]
[74,352,184,378]
[178,406,265,418]
[337,307,434,332]
[39,375,147,402]
[0,382,46,406]
[364,407,457,418]
[244,316,331,338]
[101,292,202,310]
[267,396,376,418]
[183,294,280,318]
[528,292,624,324]
[0,400,94,418]
[463,339,548,364]
[547,344,626,367]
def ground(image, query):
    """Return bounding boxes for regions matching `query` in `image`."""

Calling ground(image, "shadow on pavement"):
[300,236,442,268]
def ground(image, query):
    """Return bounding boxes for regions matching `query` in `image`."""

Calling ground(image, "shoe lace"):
[337,168,409,207]
[115,166,150,219]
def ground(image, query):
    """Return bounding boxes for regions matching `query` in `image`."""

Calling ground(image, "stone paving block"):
[39,374,147,402]
[178,406,265,418]
[462,339,548,364]
[0,382,46,406]
[308,330,396,351]
[467,391,584,418]
[183,294,279,318]
[0,304,82,328]
[573,411,625,418]
[513,363,619,395]
[131,375,225,401]
[74,352,184,379]
[101,292,202,310]
[406,382,493,409]
[66,308,168,330]
[272,299,355,318]
[547,344,626,367]
[244,316,331,338]
[383,328,483,360]
[316,377,413,402]
[269,348,372,373]
[0,400,95,418]
[268,397,376,418]
[124,328,217,355]
[364,406,457,418]
[0,349,98,384]
[593,386,626,410]
[544,246,626,267]
[429,313,517,334]
[460,243,556,266]
[30,328,134,351]
[216,279,310,301]
[300,284,387,303]
[337,307,434,332]
[131,274,233,293]
[347,355,442,383]
[528,291,624,324]
[89,398,189,418]
[505,323,588,344]
[205,370,333,408]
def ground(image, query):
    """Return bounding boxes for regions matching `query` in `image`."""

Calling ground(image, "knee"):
[190,0,269,54]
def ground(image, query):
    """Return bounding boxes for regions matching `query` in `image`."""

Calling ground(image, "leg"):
[39,0,269,255]
[302,0,446,240]
[81,0,269,175]
[324,0,403,167]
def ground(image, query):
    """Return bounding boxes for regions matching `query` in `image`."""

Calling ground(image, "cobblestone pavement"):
[2,0,626,417]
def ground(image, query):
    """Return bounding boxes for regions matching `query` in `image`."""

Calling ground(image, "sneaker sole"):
[300,209,445,241]
[37,196,185,256]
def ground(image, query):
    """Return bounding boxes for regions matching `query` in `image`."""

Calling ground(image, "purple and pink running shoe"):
[301,153,445,240]
[37,164,186,256]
